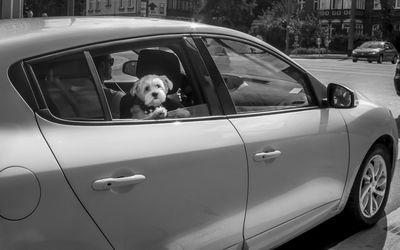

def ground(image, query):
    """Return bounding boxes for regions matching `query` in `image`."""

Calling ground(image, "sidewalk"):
[290,54,349,60]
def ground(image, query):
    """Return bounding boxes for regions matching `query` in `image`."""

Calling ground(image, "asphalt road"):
[275,58,400,250]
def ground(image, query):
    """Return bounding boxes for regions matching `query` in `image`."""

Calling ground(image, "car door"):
[195,36,349,245]
[27,37,248,250]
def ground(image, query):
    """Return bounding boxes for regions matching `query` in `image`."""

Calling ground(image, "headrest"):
[136,49,182,93]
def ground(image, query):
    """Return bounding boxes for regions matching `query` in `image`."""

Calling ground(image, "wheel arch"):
[336,134,396,214]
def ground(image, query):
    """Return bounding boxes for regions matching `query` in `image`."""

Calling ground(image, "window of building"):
[298,0,306,10]
[396,0,400,9]
[88,0,94,12]
[119,0,124,10]
[314,0,319,10]
[355,23,363,34]
[372,24,381,36]
[320,0,330,10]
[343,0,351,9]
[373,0,381,10]
[95,0,101,11]
[332,0,342,9]
[357,0,365,9]
[342,23,350,33]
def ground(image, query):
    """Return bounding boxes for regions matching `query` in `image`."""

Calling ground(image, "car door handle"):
[92,174,146,191]
[254,150,282,162]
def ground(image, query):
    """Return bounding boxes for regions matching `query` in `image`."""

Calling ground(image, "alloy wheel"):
[358,155,387,218]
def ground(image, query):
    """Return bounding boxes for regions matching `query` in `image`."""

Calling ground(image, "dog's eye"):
[145,87,150,91]
[156,84,161,88]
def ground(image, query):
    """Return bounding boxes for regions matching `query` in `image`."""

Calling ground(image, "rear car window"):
[30,53,105,120]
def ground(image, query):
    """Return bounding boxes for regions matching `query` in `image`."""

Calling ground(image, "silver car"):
[0,17,398,250]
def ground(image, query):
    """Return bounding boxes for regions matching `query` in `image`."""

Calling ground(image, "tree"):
[199,0,256,32]
[253,0,274,17]
[272,0,301,54]
[379,0,393,41]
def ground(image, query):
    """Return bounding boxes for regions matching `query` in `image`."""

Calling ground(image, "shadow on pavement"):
[275,213,388,250]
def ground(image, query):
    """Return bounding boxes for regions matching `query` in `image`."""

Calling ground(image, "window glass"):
[31,53,105,120]
[203,38,313,113]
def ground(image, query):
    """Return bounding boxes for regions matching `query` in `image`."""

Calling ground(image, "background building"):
[303,0,400,38]
[1,0,23,19]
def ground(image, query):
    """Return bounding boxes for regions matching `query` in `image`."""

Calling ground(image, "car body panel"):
[229,108,349,241]
[394,61,400,95]
[0,68,111,249]
[335,97,398,211]
[36,116,248,249]
[245,201,339,249]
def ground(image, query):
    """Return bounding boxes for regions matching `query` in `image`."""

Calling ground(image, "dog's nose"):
[152,92,158,98]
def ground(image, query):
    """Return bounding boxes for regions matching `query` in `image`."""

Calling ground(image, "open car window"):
[203,37,315,113]
[29,37,219,123]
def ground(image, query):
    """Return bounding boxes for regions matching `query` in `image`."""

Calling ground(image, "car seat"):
[135,49,184,95]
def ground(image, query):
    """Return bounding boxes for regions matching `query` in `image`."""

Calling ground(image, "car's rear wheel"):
[392,55,398,64]
[377,55,383,64]
[352,58,358,62]
[343,144,391,228]
[368,60,372,63]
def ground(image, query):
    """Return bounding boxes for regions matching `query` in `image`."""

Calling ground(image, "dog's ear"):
[130,80,141,96]
[160,75,173,92]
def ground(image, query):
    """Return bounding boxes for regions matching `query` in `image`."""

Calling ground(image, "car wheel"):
[352,58,358,62]
[368,60,372,63]
[392,55,398,64]
[343,144,391,228]
[377,55,383,64]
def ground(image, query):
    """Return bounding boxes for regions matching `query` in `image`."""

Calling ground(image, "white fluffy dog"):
[129,74,172,120]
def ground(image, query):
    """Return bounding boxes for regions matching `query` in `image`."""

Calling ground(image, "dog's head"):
[130,74,173,107]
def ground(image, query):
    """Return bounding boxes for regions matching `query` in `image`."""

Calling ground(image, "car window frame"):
[192,34,320,117]
[21,34,226,126]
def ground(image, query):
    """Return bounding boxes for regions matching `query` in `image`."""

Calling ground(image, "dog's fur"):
[129,74,172,120]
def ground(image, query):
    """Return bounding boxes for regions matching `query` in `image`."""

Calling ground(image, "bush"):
[291,47,329,54]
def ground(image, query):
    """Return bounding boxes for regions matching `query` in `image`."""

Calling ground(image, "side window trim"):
[84,51,113,121]
[180,37,223,116]
[192,36,236,115]
[194,34,321,113]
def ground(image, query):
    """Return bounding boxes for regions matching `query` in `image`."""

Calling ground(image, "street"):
[276,58,400,250]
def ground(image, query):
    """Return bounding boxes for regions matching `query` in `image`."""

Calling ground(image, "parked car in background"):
[352,41,398,64]
[394,61,400,95]
[0,17,398,250]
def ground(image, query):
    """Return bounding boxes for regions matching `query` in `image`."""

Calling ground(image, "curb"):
[290,54,350,60]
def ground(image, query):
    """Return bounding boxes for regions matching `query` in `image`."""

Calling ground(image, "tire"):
[368,60,372,63]
[392,55,398,64]
[352,58,358,62]
[343,144,392,228]
[377,55,383,64]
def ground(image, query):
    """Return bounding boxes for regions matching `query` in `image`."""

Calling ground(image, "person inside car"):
[93,54,126,119]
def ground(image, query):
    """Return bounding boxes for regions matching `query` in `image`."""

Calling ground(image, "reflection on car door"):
[36,117,248,249]
[229,108,349,246]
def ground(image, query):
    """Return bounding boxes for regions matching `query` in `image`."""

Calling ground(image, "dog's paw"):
[167,108,191,118]
[152,107,167,119]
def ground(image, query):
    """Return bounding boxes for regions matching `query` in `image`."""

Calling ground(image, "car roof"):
[0,16,247,62]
